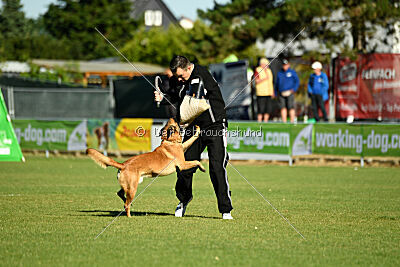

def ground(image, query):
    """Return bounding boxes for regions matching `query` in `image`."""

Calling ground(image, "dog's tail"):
[86,148,124,170]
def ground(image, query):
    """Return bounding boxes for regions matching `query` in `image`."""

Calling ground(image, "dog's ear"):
[159,125,165,139]
[166,126,174,140]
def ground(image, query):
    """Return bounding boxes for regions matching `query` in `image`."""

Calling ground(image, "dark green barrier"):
[10,118,400,158]
[313,124,400,157]
[12,120,86,151]
[226,122,313,157]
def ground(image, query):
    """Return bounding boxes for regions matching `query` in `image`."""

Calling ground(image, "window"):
[144,10,163,26]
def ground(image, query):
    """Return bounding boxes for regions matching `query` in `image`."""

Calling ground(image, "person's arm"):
[199,66,222,99]
[255,69,270,83]
[322,72,329,101]
[155,77,181,105]
[268,69,275,97]
[292,70,300,92]
[254,69,261,83]
[322,72,329,92]
[161,89,180,105]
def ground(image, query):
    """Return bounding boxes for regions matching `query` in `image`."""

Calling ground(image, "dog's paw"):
[198,163,206,172]
[194,125,201,137]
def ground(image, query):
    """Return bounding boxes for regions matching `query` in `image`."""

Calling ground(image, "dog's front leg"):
[180,160,206,172]
[182,126,201,152]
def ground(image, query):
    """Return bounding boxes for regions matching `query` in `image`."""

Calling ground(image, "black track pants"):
[311,94,328,121]
[175,123,233,214]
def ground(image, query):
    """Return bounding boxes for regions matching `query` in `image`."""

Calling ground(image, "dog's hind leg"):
[124,173,140,218]
[117,188,126,203]
[116,170,127,203]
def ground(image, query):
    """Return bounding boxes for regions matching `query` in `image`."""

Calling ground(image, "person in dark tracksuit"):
[154,55,233,219]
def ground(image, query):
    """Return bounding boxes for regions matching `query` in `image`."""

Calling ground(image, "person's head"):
[170,55,193,82]
[282,59,290,71]
[259,57,269,68]
[312,61,322,75]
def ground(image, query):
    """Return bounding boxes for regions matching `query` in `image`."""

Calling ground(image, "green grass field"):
[0,156,399,266]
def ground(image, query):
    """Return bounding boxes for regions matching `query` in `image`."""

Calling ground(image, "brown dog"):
[87,118,205,217]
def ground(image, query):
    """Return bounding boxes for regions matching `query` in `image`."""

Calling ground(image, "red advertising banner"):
[334,54,400,119]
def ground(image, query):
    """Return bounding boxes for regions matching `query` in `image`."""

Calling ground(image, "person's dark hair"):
[170,55,191,74]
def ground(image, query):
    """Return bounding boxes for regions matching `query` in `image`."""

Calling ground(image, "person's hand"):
[154,91,163,102]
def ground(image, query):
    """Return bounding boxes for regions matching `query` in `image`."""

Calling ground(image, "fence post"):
[360,124,365,168]
[109,78,115,110]
[289,123,293,166]
[7,86,15,119]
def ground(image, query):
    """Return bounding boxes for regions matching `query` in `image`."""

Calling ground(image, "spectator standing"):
[308,61,329,121]
[275,59,299,123]
[254,58,274,122]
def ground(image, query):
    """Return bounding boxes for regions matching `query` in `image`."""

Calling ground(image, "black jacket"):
[161,64,227,128]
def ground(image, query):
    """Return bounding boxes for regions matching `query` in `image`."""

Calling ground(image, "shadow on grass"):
[78,210,220,219]
[376,215,399,221]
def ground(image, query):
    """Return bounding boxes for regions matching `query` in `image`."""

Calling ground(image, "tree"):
[199,0,400,57]
[0,0,27,39]
[122,25,195,67]
[0,0,30,60]
[122,20,264,67]
[0,1,74,61]
[340,0,400,52]
[187,20,263,65]
[43,0,138,59]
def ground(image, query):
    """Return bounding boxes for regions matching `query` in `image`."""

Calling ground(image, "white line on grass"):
[224,27,306,110]
[94,158,176,240]
[95,27,177,109]
[227,161,306,240]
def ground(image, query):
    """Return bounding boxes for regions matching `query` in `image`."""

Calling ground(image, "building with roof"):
[32,59,166,87]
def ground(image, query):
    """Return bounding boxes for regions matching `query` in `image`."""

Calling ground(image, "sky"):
[13,0,230,20]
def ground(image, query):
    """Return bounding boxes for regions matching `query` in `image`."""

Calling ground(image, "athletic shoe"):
[175,198,191,217]
[222,212,233,220]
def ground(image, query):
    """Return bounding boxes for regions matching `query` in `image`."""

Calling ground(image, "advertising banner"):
[12,120,86,151]
[115,118,152,152]
[359,125,400,157]
[226,122,290,155]
[87,119,120,151]
[313,124,364,156]
[87,118,152,152]
[11,118,400,158]
[226,122,312,156]
[0,92,24,161]
[334,54,400,119]
[290,124,313,156]
[313,124,400,157]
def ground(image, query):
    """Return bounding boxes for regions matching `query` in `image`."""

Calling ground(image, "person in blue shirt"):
[275,59,300,123]
[308,61,329,121]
